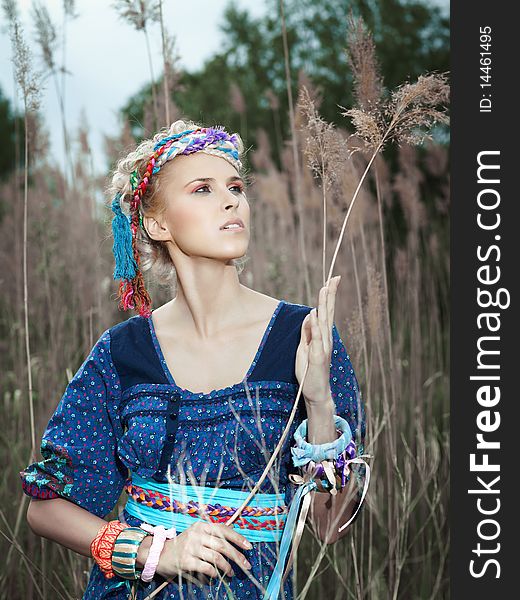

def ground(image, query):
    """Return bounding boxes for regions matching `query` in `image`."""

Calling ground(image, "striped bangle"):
[111,526,151,580]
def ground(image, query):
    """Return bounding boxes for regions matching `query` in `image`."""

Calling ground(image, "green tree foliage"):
[0,86,22,182]
[0,86,24,224]
[121,0,449,166]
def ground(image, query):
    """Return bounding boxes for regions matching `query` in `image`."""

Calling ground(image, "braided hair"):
[106,120,246,317]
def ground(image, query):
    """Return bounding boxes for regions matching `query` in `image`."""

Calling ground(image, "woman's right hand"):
[153,521,253,581]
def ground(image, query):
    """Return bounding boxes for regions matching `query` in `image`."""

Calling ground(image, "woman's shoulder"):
[105,315,169,389]
[248,289,312,317]
[109,314,148,338]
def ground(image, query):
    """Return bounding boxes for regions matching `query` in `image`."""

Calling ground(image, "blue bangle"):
[291,415,352,467]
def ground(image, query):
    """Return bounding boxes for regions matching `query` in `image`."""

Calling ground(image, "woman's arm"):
[27,497,154,567]
[305,396,360,544]
[27,497,108,558]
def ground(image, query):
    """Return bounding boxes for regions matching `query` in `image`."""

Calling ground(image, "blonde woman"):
[20,121,366,599]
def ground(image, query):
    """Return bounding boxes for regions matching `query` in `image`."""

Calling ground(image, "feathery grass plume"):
[387,73,451,145]
[32,0,77,185]
[113,0,161,130]
[10,20,42,114]
[342,72,450,154]
[393,247,408,285]
[230,81,246,115]
[297,83,350,284]
[32,1,57,72]
[297,85,349,191]
[344,10,384,110]
[113,0,160,30]
[1,0,17,27]
[157,0,183,125]
[63,0,79,19]
[424,139,449,178]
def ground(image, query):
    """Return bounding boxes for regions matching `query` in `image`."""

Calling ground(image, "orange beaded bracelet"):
[90,519,128,579]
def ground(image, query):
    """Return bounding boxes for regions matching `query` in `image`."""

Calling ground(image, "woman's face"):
[145,152,250,264]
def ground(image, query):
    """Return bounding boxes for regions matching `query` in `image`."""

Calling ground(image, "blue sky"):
[0,0,267,175]
[1,0,448,178]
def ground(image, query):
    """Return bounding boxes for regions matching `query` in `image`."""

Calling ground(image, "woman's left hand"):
[295,275,341,406]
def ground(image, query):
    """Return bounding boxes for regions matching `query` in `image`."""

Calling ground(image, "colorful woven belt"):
[123,473,288,543]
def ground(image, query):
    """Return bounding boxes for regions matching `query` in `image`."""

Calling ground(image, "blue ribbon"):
[291,415,353,467]
[262,479,317,600]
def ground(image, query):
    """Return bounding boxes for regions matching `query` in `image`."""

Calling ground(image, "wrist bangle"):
[90,520,127,579]
[291,415,352,467]
[139,523,177,582]
[111,526,151,580]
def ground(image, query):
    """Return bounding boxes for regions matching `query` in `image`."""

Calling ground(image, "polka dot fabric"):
[19,301,365,599]
[19,329,128,518]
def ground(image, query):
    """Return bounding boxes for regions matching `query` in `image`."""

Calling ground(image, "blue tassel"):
[111,193,138,281]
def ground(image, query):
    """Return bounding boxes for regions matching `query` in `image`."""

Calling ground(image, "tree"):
[119,0,449,170]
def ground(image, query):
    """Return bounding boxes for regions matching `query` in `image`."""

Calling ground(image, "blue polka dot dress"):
[20,300,365,599]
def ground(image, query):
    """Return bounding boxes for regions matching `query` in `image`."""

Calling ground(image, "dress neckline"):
[146,299,286,397]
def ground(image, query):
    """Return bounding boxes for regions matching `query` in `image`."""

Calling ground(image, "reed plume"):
[113,0,161,131]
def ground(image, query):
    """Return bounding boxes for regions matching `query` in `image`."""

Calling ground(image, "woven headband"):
[110,126,242,318]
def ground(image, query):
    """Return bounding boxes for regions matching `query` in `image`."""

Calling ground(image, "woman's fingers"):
[300,312,312,346]
[198,546,234,577]
[327,276,340,344]
[315,276,340,354]
[205,533,252,573]
[206,523,251,549]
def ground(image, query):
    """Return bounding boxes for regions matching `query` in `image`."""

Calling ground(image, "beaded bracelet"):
[111,526,151,580]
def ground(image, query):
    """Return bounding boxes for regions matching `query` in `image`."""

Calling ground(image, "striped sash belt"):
[124,473,288,543]
[122,473,305,599]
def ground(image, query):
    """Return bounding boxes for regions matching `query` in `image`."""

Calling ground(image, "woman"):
[20,120,366,599]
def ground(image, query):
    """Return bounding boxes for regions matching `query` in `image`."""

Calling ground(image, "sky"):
[0,0,268,176]
[1,0,448,179]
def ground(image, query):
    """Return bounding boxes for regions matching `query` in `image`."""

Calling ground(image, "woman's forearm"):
[28,497,154,568]
[304,394,359,543]
[27,497,107,558]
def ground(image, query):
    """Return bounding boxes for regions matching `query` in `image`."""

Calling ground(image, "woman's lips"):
[220,225,245,232]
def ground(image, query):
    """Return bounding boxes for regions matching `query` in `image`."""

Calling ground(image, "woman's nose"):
[222,189,240,208]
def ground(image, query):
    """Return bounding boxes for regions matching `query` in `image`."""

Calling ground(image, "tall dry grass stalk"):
[4,0,42,463]
[279,0,312,305]
[114,0,161,131]
[32,0,75,186]
[1,8,449,599]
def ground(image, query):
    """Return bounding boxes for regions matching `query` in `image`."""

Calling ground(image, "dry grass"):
[0,6,449,600]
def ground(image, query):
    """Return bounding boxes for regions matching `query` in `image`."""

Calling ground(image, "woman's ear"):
[143,214,171,242]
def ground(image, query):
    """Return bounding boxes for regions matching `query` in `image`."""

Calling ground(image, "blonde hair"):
[106,119,249,287]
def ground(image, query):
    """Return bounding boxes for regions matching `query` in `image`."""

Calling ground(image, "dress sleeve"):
[19,328,128,519]
[328,322,367,506]
[329,322,365,453]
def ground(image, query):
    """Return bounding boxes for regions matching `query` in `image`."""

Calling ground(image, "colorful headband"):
[110,126,242,318]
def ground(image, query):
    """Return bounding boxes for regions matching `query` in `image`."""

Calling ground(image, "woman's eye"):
[192,184,245,194]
